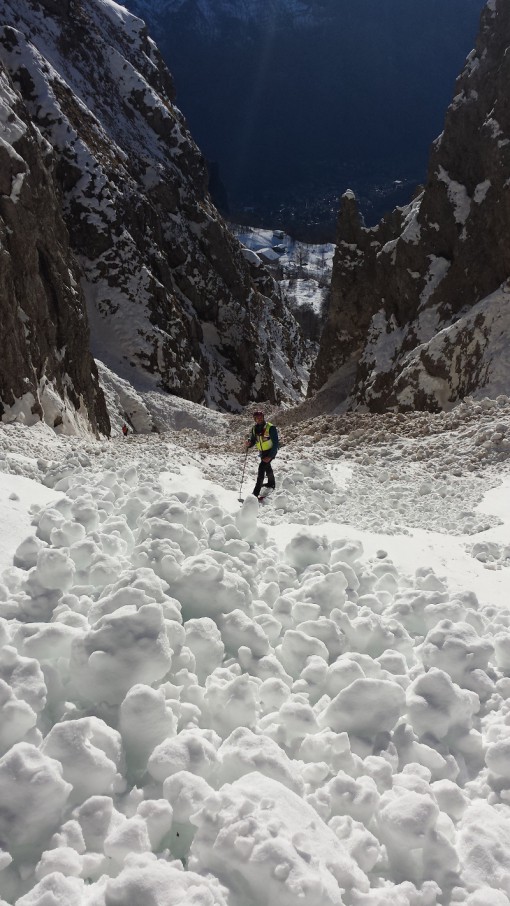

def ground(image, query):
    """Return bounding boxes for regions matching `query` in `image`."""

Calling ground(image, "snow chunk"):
[172,554,252,620]
[459,802,510,895]
[148,729,220,783]
[120,684,177,777]
[0,646,46,713]
[0,679,37,755]
[15,874,86,906]
[41,717,123,803]
[105,858,229,905]
[420,620,493,699]
[284,531,331,571]
[0,743,71,858]
[69,603,172,705]
[406,668,479,740]
[216,727,305,794]
[189,772,369,904]
[319,677,405,738]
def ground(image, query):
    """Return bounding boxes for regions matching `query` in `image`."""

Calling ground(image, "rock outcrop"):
[310,0,510,411]
[1,0,306,418]
[0,60,109,434]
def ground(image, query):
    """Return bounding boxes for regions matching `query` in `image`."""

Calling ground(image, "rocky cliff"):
[310,0,510,411]
[0,60,109,434]
[0,0,306,422]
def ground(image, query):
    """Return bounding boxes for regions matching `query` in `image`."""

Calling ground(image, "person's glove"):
[262,456,272,463]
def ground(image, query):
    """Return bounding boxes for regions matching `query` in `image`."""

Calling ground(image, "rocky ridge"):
[0,58,109,434]
[0,0,306,427]
[310,0,510,412]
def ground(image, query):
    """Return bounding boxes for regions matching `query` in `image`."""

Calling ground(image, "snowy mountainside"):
[233,224,333,365]
[0,395,509,904]
[231,224,335,330]
[311,0,510,412]
[0,57,109,435]
[234,225,334,314]
[0,0,307,425]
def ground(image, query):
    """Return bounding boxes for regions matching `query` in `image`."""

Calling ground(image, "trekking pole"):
[238,448,249,502]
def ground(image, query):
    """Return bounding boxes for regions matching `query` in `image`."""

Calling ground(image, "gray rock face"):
[0,61,109,434]
[0,0,306,415]
[311,0,510,411]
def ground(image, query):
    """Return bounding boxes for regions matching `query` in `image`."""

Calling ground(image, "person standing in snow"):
[245,410,279,498]
[122,423,129,437]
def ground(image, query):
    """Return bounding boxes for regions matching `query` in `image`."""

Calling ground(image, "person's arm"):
[245,428,255,449]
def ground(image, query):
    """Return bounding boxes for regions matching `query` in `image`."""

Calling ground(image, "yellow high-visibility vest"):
[252,421,274,453]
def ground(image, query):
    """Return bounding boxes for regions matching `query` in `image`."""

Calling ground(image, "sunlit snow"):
[0,393,509,906]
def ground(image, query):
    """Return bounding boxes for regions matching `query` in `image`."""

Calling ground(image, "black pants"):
[253,459,275,496]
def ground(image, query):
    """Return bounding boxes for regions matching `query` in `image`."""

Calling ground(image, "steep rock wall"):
[0,61,109,434]
[310,0,510,411]
[0,0,305,413]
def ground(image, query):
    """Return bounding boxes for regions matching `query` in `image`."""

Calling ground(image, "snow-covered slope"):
[0,396,509,904]
[0,0,306,421]
[311,0,510,412]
